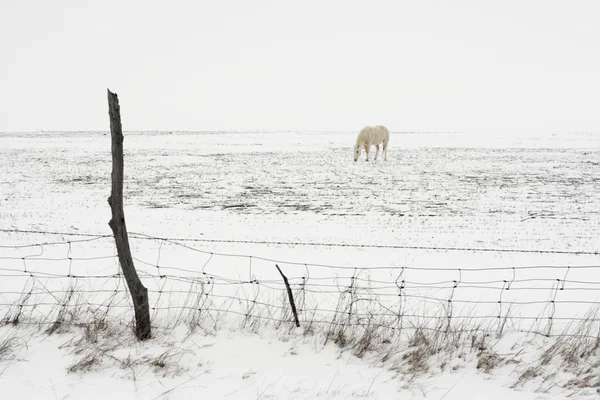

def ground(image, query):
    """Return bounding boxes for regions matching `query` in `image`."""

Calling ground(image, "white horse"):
[353,125,390,162]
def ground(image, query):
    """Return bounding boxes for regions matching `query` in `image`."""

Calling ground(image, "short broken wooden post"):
[276,264,300,327]
[107,89,151,340]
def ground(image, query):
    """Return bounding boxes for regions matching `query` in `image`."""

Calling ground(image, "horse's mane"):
[355,126,373,146]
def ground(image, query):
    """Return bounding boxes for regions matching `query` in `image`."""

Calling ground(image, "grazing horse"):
[353,125,390,162]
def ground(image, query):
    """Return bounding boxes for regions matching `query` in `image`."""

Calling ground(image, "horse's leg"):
[383,140,388,161]
[374,144,380,161]
[364,143,370,161]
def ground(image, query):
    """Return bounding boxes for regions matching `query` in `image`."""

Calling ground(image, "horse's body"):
[353,125,390,162]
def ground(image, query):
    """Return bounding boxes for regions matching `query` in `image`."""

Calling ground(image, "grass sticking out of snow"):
[1,297,599,399]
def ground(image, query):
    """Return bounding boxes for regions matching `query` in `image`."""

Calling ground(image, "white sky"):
[1,0,599,134]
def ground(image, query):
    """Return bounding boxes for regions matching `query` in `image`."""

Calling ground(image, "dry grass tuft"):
[0,336,13,361]
[514,307,600,389]
[45,288,79,335]
[511,365,543,389]
[565,374,600,389]
[0,328,27,375]
[145,349,189,378]
[476,350,506,373]
[68,353,100,374]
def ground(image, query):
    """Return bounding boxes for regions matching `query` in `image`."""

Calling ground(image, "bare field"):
[1,131,599,253]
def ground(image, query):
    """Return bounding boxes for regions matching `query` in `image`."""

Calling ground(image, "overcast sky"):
[1,0,599,134]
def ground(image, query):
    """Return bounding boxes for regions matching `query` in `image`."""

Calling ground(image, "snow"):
[1,130,600,399]
[3,324,593,400]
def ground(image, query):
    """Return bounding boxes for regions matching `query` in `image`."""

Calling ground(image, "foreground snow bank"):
[1,320,598,400]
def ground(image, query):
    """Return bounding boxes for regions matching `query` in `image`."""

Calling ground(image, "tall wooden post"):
[107,89,151,340]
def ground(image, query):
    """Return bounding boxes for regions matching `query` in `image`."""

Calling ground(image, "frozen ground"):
[1,131,600,253]
[1,130,600,399]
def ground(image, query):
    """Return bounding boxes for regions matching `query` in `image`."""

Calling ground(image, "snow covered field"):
[1,130,600,399]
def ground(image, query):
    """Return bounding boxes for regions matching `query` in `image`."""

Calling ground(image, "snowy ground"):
[1,130,600,399]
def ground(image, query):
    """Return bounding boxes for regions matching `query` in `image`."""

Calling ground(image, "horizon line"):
[1,130,598,135]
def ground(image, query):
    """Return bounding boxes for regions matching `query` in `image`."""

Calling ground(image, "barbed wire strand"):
[1,228,598,255]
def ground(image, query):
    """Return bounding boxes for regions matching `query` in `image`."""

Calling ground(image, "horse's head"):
[353,144,360,162]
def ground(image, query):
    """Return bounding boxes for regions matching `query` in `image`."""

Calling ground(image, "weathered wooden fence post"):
[107,89,151,340]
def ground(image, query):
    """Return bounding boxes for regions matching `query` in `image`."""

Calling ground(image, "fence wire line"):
[2,276,600,308]
[3,263,600,292]
[2,250,600,274]
[1,228,598,255]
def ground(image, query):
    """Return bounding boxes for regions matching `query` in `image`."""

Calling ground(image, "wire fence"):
[1,229,599,339]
